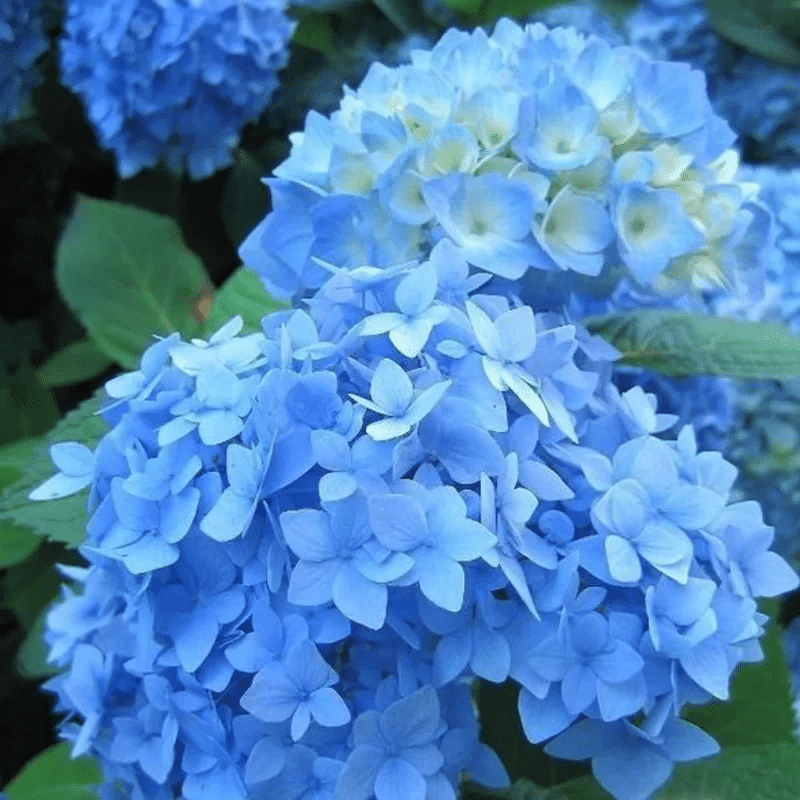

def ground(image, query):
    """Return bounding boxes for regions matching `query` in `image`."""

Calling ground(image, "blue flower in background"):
[58,0,295,178]
[627,0,800,165]
[0,0,48,123]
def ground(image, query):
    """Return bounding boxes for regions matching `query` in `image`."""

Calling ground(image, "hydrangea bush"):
[58,0,295,178]
[30,16,800,800]
[0,0,48,123]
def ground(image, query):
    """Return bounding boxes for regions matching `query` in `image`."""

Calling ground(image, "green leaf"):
[36,339,114,388]
[292,11,337,55]
[660,743,800,800]
[218,149,270,248]
[3,743,102,800]
[443,0,483,12]
[15,609,57,679]
[706,0,800,67]
[443,0,559,21]
[583,310,800,379]
[0,364,60,447]
[0,437,40,492]
[0,520,40,569]
[0,543,75,630]
[542,775,608,800]
[56,195,213,369]
[203,265,288,337]
[0,440,41,565]
[0,395,107,547]
[683,600,797,747]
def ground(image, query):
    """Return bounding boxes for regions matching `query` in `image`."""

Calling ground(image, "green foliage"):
[659,742,800,800]
[547,743,800,800]
[0,366,61,566]
[0,438,41,569]
[0,543,77,631]
[705,0,800,67]
[684,601,797,747]
[203,265,288,337]
[3,743,102,800]
[442,0,560,22]
[36,339,114,388]
[584,310,800,379]
[292,11,337,55]
[0,395,106,548]
[0,519,40,570]
[0,364,60,447]
[56,195,213,369]
[218,149,271,249]
[15,610,58,680]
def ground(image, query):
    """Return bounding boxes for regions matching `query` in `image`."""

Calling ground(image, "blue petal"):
[200,487,256,542]
[173,605,218,673]
[309,686,351,728]
[518,685,576,744]
[371,359,413,415]
[369,494,428,551]
[332,563,388,630]
[375,757,426,800]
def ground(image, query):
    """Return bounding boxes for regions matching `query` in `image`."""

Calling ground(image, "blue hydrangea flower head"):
[0,0,48,123]
[242,16,771,305]
[58,0,295,178]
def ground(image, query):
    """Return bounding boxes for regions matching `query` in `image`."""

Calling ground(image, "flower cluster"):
[0,0,48,124]
[37,19,799,800]
[58,0,295,179]
[242,18,771,305]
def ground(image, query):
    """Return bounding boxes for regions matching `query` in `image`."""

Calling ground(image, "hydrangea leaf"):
[706,0,800,68]
[683,600,796,747]
[0,395,106,547]
[0,438,41,568]
[15,609,57,680]
[292,11,336,56]
[0,519,39,569]
[0,543,79,631]
[584,310,800,379]
[36,339,114,388]
[657,743,800,800]
[0,363,60,446]
[3,742,102,800]
[444,1,559,22]
[203,266,288,338]
[56,195,212,369]
[218,149,271,248]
